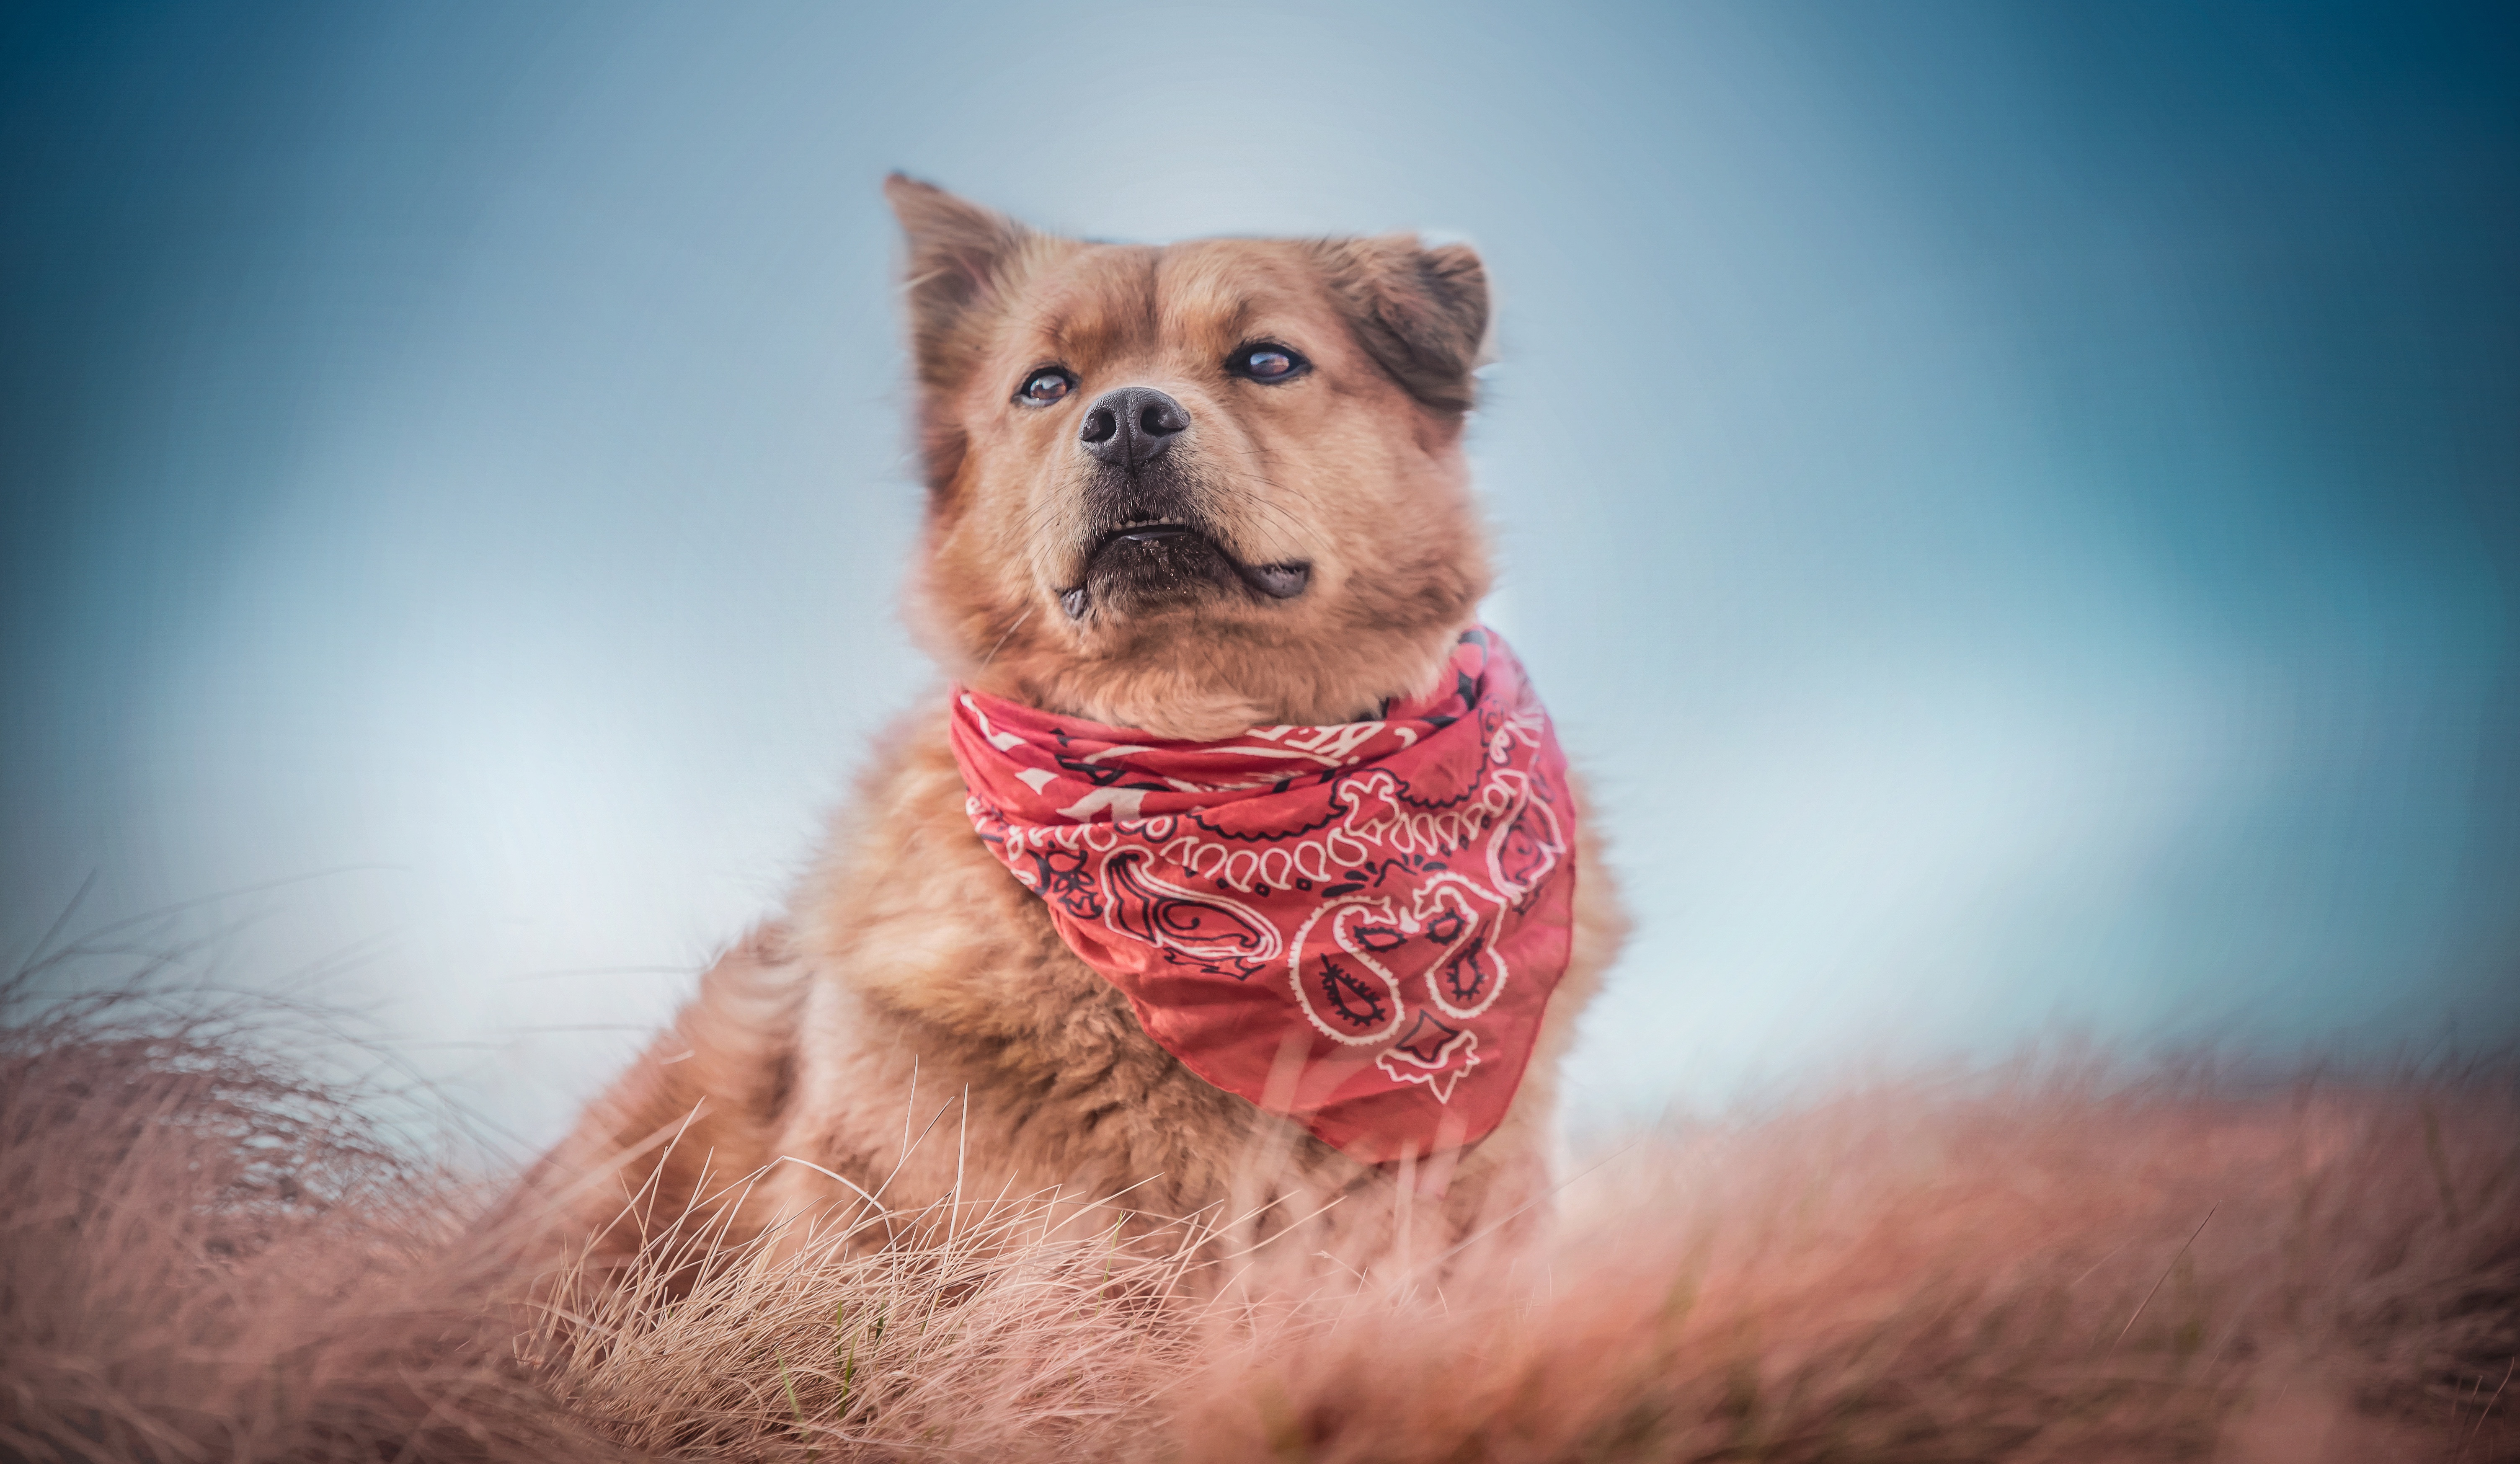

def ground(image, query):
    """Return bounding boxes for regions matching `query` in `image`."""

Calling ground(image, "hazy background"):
[5,1,2515,1156]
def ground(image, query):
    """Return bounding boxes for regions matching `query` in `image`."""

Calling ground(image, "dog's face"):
[888,177,1495,740]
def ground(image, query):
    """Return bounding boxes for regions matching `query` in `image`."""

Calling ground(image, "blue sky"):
[3,1,2514,1150]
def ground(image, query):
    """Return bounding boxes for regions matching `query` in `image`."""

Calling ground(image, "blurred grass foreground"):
[3,939,2516,1464]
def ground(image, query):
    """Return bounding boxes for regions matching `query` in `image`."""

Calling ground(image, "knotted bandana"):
[948,627,1578,1163]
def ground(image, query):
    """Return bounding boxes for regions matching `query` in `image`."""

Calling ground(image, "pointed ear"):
[884,174,1037,395]
[1310,235,1491,416]
[885,175,1051,494]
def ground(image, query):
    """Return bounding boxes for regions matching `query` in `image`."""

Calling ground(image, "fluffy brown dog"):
[532,177,1625,1274]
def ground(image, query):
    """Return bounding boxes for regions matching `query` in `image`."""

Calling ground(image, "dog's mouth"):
[1092,522,1206,558]
[1067,522,1311,617]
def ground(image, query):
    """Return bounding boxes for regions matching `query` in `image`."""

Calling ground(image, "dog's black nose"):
[1078,387,1189,467]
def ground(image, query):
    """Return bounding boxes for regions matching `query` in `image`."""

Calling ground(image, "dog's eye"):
[1016,368,1074,406]
[1230,344,1308,383]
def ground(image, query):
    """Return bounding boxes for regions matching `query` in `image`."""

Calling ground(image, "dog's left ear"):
[886,175,1049,494]
[1312,235,1491,417]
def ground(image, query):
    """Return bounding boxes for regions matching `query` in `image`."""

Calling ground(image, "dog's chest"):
[790,725,1301,1201]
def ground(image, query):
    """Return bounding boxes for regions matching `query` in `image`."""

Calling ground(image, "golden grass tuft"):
[0,981,616,1462]
[527,1166,1216,1456]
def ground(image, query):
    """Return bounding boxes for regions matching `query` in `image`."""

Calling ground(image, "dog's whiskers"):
[980,604,1035,667]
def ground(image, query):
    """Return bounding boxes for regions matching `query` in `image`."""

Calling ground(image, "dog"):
[528,176,1626,1278]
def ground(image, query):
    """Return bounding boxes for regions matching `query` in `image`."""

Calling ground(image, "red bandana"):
[948,627,1578,1163]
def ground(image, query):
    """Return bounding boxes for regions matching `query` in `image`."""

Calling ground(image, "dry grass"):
[3,949,2515,1461]
[1186,1067,2520,1463]
[0,975,615,1462]
[526,1157,1221,1456]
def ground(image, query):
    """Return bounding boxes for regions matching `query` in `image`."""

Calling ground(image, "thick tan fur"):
[528,178,1626,1274]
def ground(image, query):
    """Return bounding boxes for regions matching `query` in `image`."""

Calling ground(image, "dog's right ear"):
[885,174,1035,398]
[1310,234,1492,418]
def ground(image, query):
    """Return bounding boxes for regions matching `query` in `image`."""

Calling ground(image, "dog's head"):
[888,176,1493,740]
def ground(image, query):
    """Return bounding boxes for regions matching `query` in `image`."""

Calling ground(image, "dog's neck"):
[949,613,1472,741]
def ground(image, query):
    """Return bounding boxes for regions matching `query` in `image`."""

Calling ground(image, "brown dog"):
[532,177,1625,1276]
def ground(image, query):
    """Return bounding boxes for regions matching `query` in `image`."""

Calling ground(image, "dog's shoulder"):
[790,703,1149,1074]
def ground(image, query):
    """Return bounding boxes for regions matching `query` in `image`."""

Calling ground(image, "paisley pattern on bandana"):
[948,627,1578,1163]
